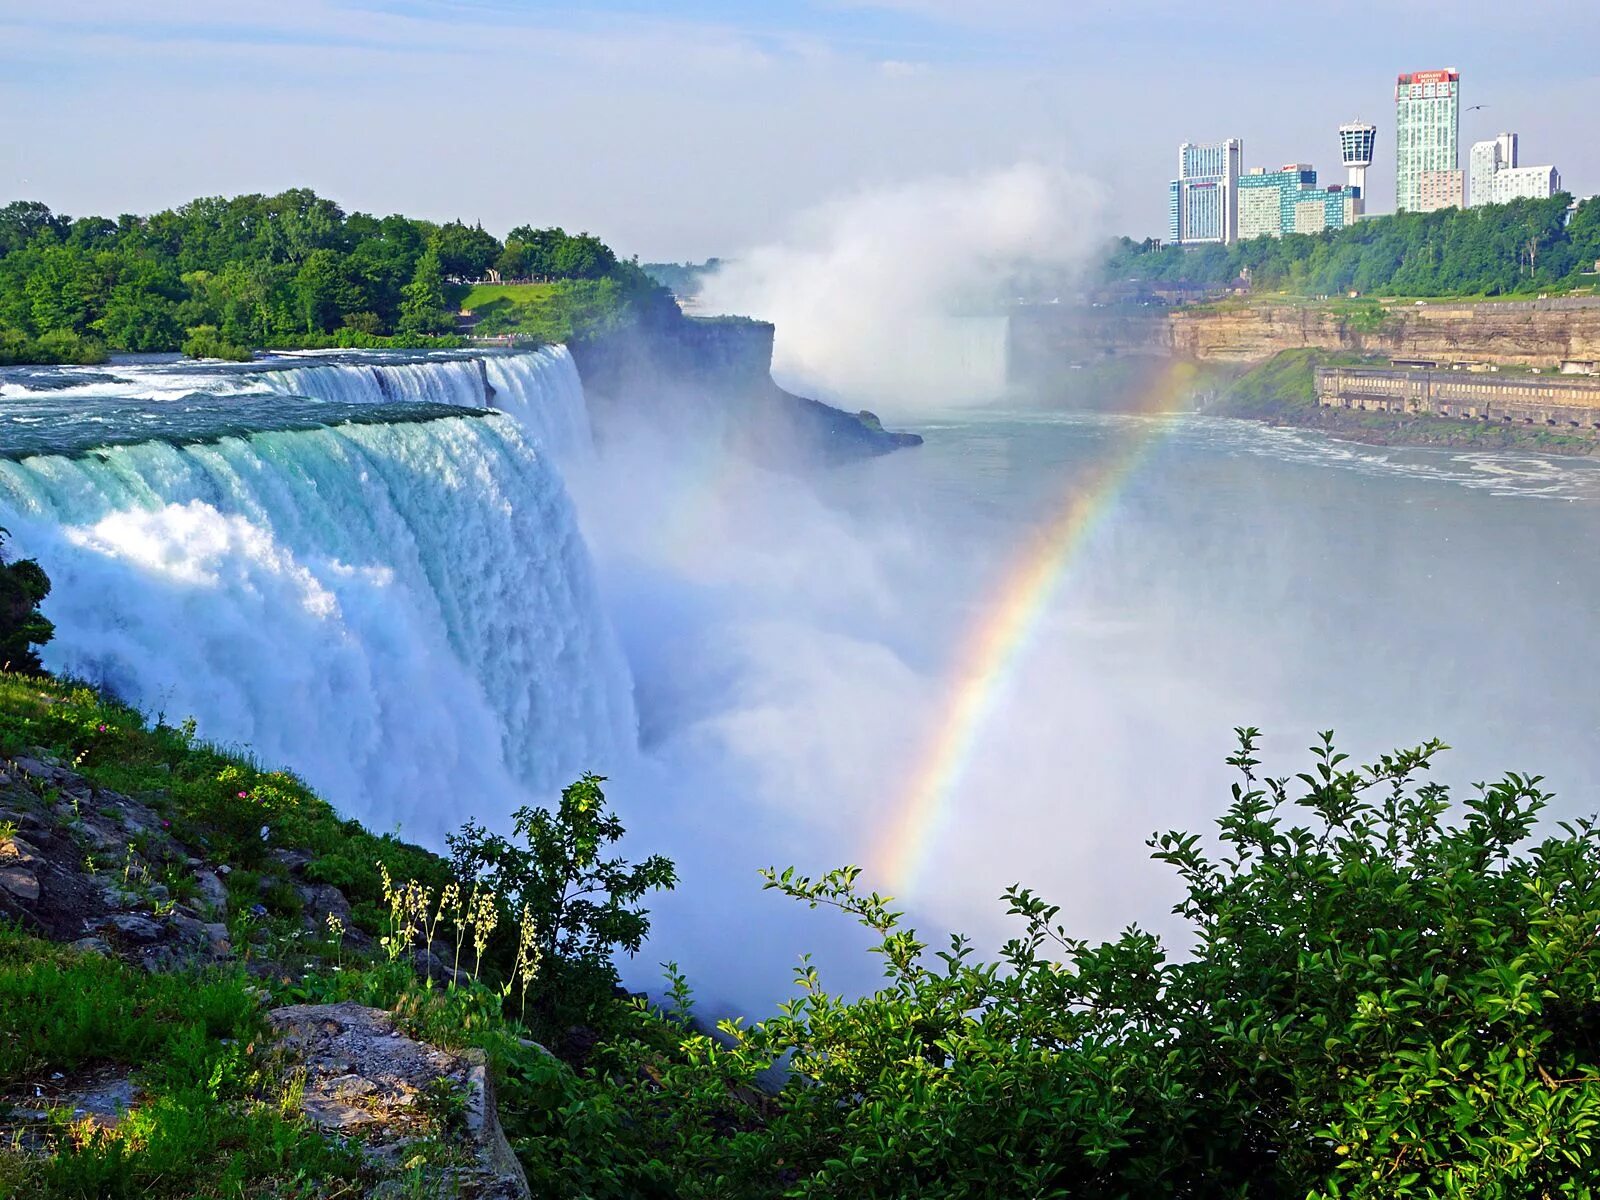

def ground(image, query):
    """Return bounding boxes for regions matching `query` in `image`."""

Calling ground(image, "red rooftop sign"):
[1397,70,1458,85]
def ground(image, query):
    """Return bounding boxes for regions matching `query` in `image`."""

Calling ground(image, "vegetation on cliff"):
[0,191,672,364]
[1108,192,1600,299]
[7,644,1600,1196]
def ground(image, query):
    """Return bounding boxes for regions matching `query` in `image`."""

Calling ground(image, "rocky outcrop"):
[569,315,921,467]
[268,1002,531,1200]
[0,750,357,968]
[1009,297,1600,385]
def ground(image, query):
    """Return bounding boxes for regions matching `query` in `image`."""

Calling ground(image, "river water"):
[609,409,1600,1002]
[2,355,1597,1005]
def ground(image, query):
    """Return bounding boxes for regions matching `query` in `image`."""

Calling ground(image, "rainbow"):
[873,362,1200,896]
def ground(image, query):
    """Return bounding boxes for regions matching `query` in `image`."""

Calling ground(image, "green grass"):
[0,675,449,930]
[455,283,558,310]
[452,278,636,343]
[0,926,365,1198]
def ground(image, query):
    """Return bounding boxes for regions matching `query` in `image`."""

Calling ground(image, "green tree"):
[397,248,454,336]
[0,530,52,673]
[448,774,677,1021]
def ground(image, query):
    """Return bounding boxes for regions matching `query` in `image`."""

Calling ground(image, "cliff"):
[1010,296,1600,385]
[569,315,921,467]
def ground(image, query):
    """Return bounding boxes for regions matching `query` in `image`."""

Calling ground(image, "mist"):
[698,164,1106,413]
[569,403,1600,1014]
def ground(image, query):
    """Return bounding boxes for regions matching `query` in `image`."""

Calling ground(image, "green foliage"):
[179,323,251,362]
[0,191,672,361]
[397,247,454,336]
[1108,193,1600,298]
[1216,347,1369,416]
[0,529,53,673]
[583,731,1600,1199]
[0,927,364,1197]
[448,774,676,1023]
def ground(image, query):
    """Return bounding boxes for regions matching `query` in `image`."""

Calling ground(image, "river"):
[2,356,1597,1007]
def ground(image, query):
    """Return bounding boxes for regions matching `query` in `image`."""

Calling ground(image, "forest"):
[1104,193,1600,298]
[0,189,669,364]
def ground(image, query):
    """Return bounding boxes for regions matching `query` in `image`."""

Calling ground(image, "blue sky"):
[2,1,1596,259]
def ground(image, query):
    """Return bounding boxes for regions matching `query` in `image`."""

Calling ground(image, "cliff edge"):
[569,315,921,467]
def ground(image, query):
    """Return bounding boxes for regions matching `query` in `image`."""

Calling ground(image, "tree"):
[431,220,501,279]
[448,774,676,1020]
[397,248,454,336]
[0,531,52,673]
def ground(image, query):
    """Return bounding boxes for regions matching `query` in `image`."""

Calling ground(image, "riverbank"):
[1208,348,1600,456]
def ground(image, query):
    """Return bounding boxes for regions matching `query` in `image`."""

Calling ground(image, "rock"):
[70,936,112,955]
[0,835,38,863]
[411,947,469,988]
[267,1002,530,1200]
[12,755,75,788]
[202,922,232,955]
[193,869,229,916]
[0,865,40,901]
[102,913,163,945]
[297,881,351,928]
[270,848,313,875]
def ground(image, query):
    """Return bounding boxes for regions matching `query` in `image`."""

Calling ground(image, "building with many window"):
[1168,138,1243,245]
[1237,162,1362,240]
[1396,68,1461,212]
[1469,132,1562,206]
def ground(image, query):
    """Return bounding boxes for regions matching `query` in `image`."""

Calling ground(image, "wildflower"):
[237,791,248,799]
[96,723,107,732]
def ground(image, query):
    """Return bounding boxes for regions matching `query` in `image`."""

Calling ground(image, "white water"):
[0,381,632,842]
[260,346,595,461]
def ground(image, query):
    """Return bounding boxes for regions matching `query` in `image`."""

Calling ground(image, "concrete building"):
[1469,132,1562,206]
[1169,138,1243,245]
[1396,68,1461,211]
[1237,163,1363,239]
[1238,165,1316,240]
[1339,121,1378,196]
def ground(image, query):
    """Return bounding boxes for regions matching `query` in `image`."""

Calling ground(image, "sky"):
[2,0,1597,261]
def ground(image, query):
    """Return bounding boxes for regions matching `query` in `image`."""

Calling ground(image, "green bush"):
[180,324,251,362]
[600,731,1600,1198]
[0,531,53,673]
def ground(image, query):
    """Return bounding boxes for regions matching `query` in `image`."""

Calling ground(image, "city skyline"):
[2,2,1597,258]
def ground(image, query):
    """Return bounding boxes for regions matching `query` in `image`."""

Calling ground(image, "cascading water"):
[0,351,632,843]
[259,347,593,461]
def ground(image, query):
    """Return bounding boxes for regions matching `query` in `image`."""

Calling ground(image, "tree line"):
[1105,193,1600,298]
[0,189,665,364]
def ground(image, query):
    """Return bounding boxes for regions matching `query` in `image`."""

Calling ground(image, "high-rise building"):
[1169,139,1243,245]
[1239,165,1317,240]
[1469,132,1562,206]
[1395,68,1461,212]
[1237,163,1363,240]
[1339,122,1378,196]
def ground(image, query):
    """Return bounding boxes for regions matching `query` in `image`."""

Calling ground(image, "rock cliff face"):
[570,316,921,466]
[1167,299,1600,365]
[1009,298,1600,383]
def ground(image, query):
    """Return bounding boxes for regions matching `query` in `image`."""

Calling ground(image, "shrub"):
[610,731,1600,1199]
[180,324,251,362]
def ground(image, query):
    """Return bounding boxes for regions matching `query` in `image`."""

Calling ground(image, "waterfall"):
[260,347,593,461]
[0,404,636,844]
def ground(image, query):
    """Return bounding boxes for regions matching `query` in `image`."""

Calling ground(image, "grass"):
[0,926,366,1198]
[451,278,635,344]
[455,283,558,310]
[0,674,449,930]
[0,672,661,1196]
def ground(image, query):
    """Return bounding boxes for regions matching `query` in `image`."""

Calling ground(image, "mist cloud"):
[699,163,1106,411]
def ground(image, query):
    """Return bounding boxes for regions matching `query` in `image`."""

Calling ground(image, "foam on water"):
[0,390,633,841]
